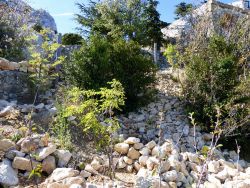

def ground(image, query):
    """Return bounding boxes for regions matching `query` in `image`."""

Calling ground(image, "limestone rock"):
[126,165,133,173]
[187,152,200,163]
[146,140,157,149]
[117,157,127,169]
[162,170,178,182]
[160,161,171,173]
[21,138,39,153]
[80,170,91,178]
[139,147,151,156]
[0,106,14,117]
[12,156,40,171]
[208,161,220,173]
[48,168,79,182]
[5,149,25,160]
[42,156,56,174]
[84,164,98,175]
[61,176,85,186]
[134,143,144,150]
[91,158,102,171]
[114,143,129,154]
[0,159,19,186]
[127,147,140,160]
[0,139,16,151]
[123,156,133,165]
[124,137,140,144]
[54,149,72,167]
[36,143,56,161]
[139,156,149,166]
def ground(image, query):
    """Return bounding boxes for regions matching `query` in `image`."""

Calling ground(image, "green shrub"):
[63,34,156,111]
[163,44,177,67]
[62,33,83,45]
[0,21,25,61]
[32,23,43,33]
[183,35,249,134]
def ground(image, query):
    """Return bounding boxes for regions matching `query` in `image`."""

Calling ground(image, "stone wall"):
[0,71,34,103]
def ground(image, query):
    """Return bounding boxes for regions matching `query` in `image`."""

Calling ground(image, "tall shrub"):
[63,35,156,111]
[183,35,249,136]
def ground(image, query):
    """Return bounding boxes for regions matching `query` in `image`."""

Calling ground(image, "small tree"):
[26,28,64,133]
[62,79,125,179]
[63,34,156,111]
[174,2,193,20]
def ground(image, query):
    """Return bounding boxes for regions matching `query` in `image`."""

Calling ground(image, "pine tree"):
[174,2,193,20]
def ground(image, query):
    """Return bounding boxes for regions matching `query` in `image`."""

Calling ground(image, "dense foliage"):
[62,33,83,45]
[0,0,31,61]
[182,35,249,136]
[0,21,26,61]
[174,2,193,19]
[76,0,166,47]
[56,79,125,178]
[63,35,156,111]
[61,79,125,149]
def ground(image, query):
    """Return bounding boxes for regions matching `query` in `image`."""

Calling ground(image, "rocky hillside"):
[0,67,249,188]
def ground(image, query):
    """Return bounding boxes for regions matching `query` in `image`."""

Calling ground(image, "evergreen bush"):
[63,35,156,111]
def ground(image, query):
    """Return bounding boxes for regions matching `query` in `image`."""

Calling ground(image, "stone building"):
[162,0,250,40]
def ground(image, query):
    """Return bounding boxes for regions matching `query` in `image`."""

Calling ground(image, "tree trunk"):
[153,42,158,64]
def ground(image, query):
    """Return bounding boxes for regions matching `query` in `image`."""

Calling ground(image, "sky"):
[27,0,234,34]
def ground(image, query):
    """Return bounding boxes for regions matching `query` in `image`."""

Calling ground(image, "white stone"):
[54,149,72,167]
[12,157,40,171]
[91,159,102,171]
[49,168,79,182]
[162,170,178,182]
[146,140,157,149]
[114,143,129,154]
[0,139,15,151]
[117,157,126,169]
[126,165,133,173]
[84,164,98,175]
[123,156,133,165]
[127,147,140,160]
[0,159,19,186]
[42,156,56,174]
[124,137,140,144]
[0,106,14,117]
[80,170,91,178]
[134,143,144,150]
[207,174,222,187]
[36,143,57,161]
[70,184,83,188]
[208,161,220,173]
[134,162,141,171]
[160,161,171,173]
[215,169,228,181]
[137,168,152,177]
[139,147,151,156]
[139,156,149,166]
[187,152,200,163]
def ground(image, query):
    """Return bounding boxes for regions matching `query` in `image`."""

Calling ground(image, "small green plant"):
[28,163,42,188]
[10,133,22,143]
[62,79,125,179]
[52,103,72,151]
[28,164,42,179]
[163,44,177,67]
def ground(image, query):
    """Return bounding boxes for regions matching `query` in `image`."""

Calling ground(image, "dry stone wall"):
[0,70,33,103]
[0,58,34,103]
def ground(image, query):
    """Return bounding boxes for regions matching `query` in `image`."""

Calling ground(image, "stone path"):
[118,67,208,152]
